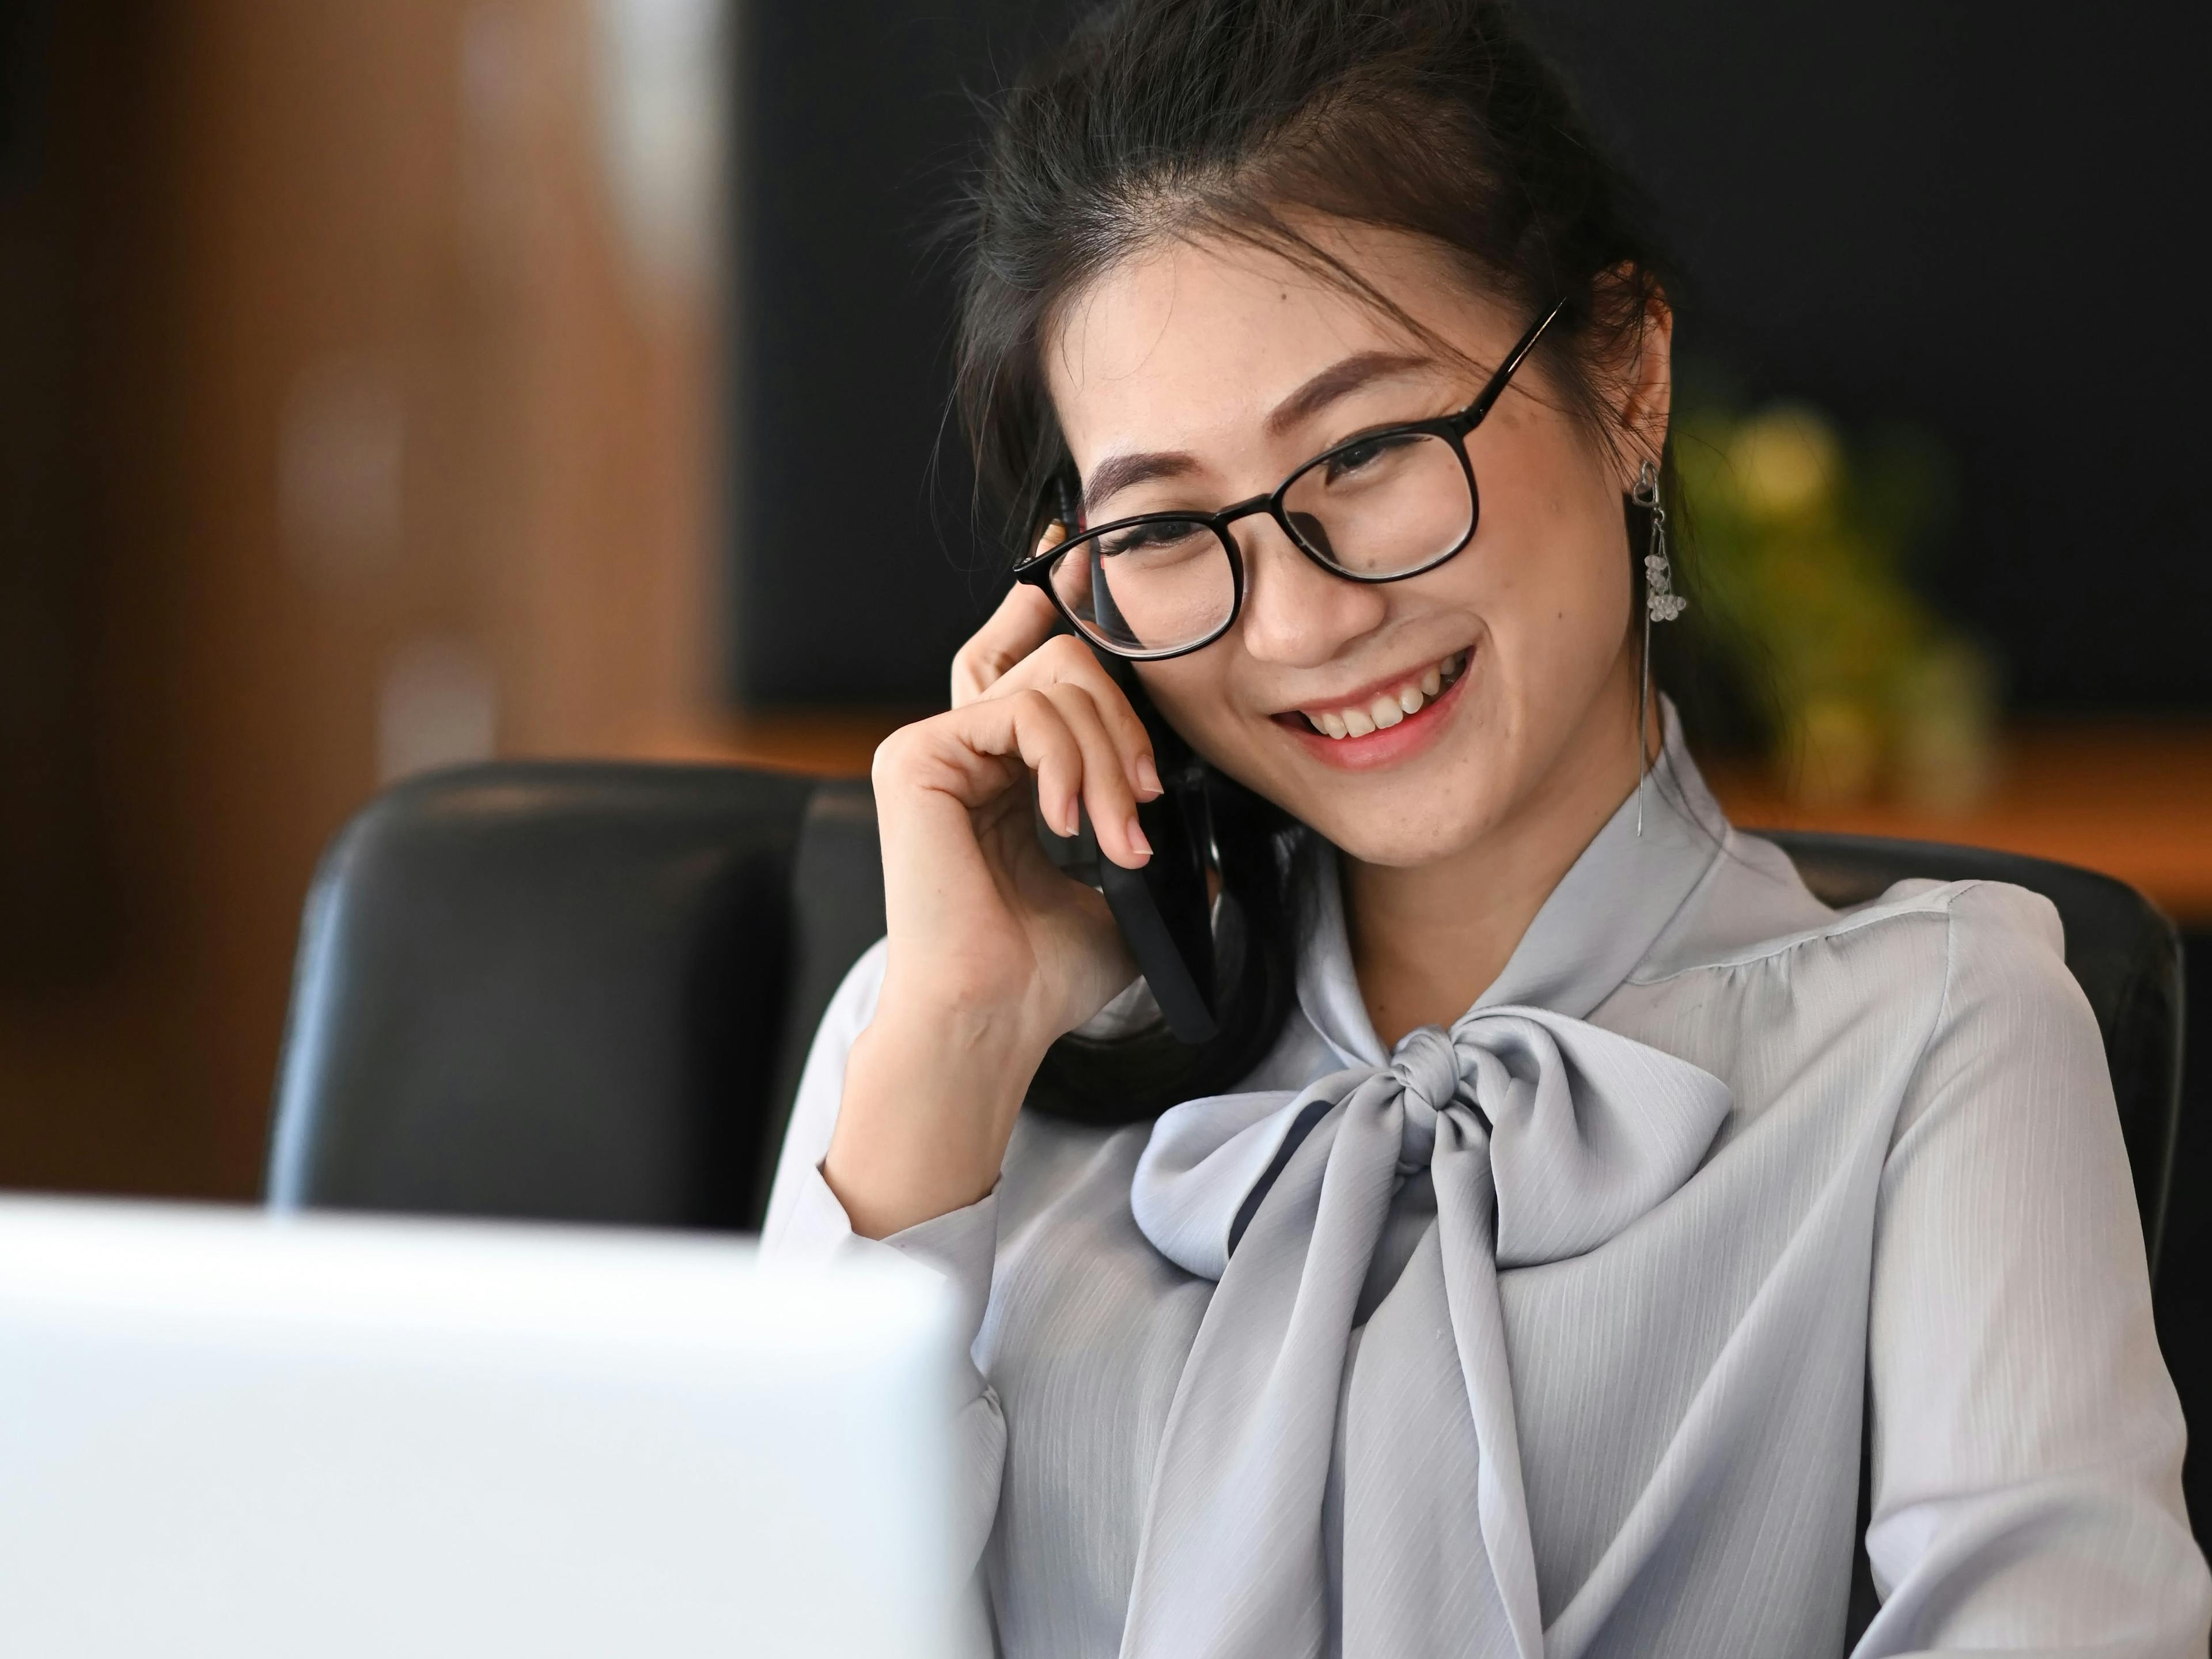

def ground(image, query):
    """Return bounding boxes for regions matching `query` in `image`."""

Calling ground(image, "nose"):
[1232,514,1388,669]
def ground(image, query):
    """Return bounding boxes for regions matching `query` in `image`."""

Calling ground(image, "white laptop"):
[0,1196,960,1659]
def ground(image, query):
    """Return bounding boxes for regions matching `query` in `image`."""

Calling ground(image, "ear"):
[1603,271,1673,487]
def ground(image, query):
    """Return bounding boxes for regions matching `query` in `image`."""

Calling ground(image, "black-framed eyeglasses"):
[1013,298,1565,660]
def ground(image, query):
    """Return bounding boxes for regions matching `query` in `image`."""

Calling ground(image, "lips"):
[1269,645,1476,772]
[1294,650,1471,739]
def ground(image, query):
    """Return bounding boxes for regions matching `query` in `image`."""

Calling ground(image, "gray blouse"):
[764,715,2209,1658]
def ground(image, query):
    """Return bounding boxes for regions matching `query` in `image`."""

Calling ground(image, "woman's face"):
[1043,225,1669,869]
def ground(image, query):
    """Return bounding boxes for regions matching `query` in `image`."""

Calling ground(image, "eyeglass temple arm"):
[1452,297,1567,433]
[1011,470,1083,579]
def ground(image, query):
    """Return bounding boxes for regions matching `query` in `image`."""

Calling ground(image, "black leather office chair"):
[265,762,2186,1279]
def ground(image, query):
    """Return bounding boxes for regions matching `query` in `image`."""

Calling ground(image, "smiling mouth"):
[1290,649,1472,739]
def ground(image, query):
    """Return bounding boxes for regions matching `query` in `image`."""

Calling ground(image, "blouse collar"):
[1294,699,1730,1069]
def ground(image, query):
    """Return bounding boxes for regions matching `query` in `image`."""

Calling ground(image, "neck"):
[1343,653,1660,1048]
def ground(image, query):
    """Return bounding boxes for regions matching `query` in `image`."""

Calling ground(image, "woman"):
[763,1,2209,1652]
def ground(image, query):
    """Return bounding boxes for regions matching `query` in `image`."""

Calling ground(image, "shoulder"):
[1633,737,2068,1012]
[1816,877,2086,1072]
[1623,868,2092,1123]
[1638,859,2066,993]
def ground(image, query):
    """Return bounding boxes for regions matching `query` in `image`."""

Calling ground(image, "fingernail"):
[1135,753,1162,798]
[1126,817,1152,858]
[1064,803,1081,838]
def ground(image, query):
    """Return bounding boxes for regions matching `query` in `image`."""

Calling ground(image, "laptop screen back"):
[0,1198,960,1659]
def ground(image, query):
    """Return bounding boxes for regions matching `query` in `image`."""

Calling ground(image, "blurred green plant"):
[1674,393,1999,812]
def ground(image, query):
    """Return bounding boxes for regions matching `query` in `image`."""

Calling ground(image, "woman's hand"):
[823,580,1161,1238]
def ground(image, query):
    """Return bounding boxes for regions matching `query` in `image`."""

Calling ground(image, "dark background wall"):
[728,0,2211,713]
[1521,0,2211,712]
[729,0,1078,707]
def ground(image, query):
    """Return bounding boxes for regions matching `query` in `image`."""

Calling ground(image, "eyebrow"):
[1262,350,1435,438]
[1078,350,1438,519]
[1081,450,1198,518]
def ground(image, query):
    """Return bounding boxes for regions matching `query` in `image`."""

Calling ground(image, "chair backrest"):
[267,765,2184,1276]
[268,763,818,1229]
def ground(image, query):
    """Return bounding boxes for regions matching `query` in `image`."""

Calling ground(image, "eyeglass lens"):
[1051,428,1475,655]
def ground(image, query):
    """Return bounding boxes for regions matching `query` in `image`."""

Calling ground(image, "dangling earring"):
[1631,459,1685,835]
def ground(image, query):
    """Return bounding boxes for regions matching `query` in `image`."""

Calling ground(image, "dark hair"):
[951,0,1685,1122]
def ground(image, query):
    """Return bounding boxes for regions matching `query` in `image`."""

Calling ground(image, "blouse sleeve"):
[760,939,1007,1653]
[1859,881,2210,1655]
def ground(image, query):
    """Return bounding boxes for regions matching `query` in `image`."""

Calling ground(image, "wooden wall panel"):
[0,1,722,1198]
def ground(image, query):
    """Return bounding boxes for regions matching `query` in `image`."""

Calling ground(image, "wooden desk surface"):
[651,714,2212,925]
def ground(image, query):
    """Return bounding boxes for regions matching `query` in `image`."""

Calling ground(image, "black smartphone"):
[1037,649,1219,1044]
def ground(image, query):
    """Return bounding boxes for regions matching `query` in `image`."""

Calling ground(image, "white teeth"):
[1301,649,1471,739]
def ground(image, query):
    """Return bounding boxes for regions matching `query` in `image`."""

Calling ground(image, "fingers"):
[949,573,1163,814]
[1044,682,1154,869]
[985,685,1150,870]
[980,632,1162,804]
[874,682,1153,870]
[951,581,1062,708]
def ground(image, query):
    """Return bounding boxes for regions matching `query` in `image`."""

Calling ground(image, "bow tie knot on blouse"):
[1384,1025,1463,1170]
[1122,1005,1732,1659]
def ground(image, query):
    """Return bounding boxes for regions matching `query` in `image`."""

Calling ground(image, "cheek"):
[1136,658,1302,817]
[1480,454,1632,688]
[1131,658,1241,762]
